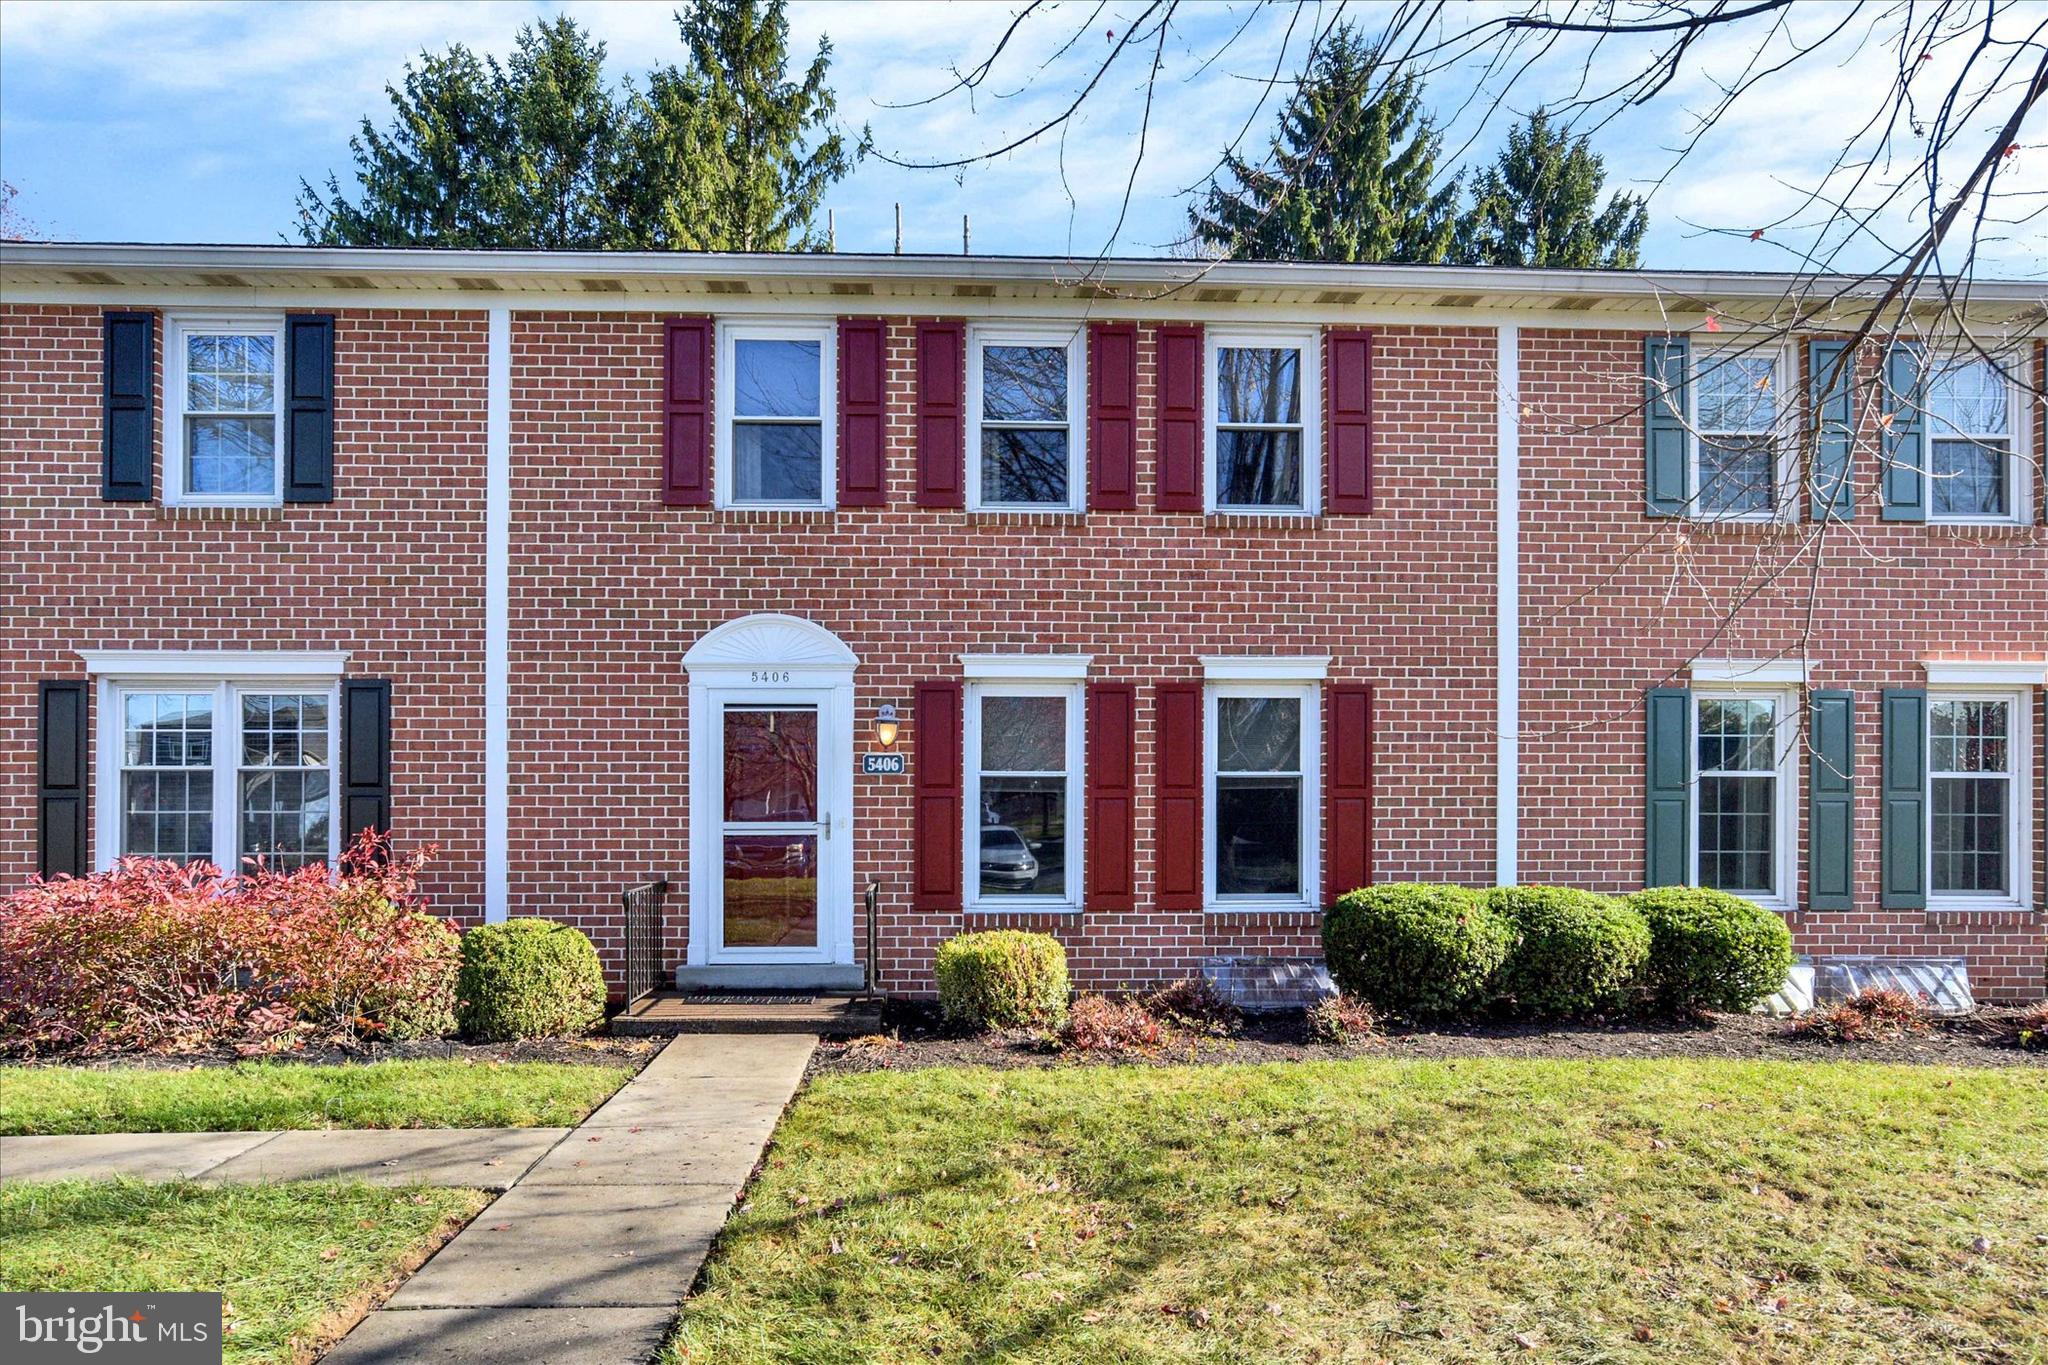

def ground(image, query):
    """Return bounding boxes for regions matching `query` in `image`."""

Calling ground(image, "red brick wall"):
[0,304,489,914]
[1518,328,2048,1000]
[508,314,1500,991]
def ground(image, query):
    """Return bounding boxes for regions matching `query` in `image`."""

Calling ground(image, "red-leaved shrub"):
[1306,994,1378,1045]
[1059,994,1166,1053]
[0,831,457,1056]
[1790,987,1933,1044]
[1142,976,1243,1037]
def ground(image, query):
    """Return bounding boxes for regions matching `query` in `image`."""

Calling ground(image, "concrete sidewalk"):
[0,1126,569,1189]
[326,1032,815,1365]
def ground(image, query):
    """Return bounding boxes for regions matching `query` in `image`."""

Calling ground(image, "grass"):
[0,1179,488,1363]
[669,1057,2048,1363]
[0,1058,634,1135]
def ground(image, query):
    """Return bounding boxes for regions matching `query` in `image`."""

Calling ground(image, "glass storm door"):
[715,704,823,958]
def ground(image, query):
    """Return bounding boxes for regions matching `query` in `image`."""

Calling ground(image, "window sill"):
[964,509,1087,527]
[1924,520,2036,539]
[965,903,1082,916]
[1204,901,1321,916]
[152,504,286,523]
[718,506,835,523]
[1203,512,1322,533]
[1681,516,1797,536]
[1926,898,2034,916]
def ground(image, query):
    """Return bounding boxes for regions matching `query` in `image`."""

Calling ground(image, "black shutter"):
[285,313,336,503]
[1807,690,1855,910]
[342,678,391,853]
[1643,336,1689,517]
[38,681,89,879]
[102,311,154,501]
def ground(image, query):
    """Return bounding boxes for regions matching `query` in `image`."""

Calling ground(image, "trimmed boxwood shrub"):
[1487,885,1650,1017]
[1320,883,1512,1018]
[1625,886,1795,1013]
[457,919,607,1041]
[934,930,1069,1031]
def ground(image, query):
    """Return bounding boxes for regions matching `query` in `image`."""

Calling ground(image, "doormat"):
[685,993,817,1006]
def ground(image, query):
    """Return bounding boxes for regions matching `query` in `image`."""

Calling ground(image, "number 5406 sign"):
[861,753,905,776]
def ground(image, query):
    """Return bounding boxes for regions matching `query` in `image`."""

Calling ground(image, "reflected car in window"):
[978,823,1040,890]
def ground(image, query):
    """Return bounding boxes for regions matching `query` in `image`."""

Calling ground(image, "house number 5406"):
[749,670,791,684]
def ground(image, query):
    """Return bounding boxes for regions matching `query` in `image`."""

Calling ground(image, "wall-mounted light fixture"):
[874,703,900,749]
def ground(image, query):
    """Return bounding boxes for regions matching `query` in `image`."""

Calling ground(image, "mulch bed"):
[812,1002,2048,1076]
[10,1036,660,1072]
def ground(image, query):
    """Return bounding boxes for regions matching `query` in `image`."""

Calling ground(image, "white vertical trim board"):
[484,305,510,923]
[1495,324,1520,886]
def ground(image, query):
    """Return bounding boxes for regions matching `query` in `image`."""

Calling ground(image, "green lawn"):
[0,1179,488,1364]
[0,1059,634,1135]
[669,1058,2048,1363]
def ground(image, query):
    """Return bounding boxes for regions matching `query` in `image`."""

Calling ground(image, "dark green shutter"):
[101,311,154,502]
[1645,687,1691,887]
[1880,343,1925,522]
[1644,336,1689,517]
[1808,340,1854,522]
[38,681,89,878]
[1807,690,1855,910]
[1880,689,1926,908]
[341,678,391,854]
[285,313,336,503]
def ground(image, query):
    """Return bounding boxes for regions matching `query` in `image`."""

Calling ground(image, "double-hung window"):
[1928,692,2029,906]
[718,322,835,508]
[1209,329,1319,513]
[1692,689,1796,908]
[165,314,285,506]
[96,665,342,873]
[1691,346,1788,520]
[963,674,1083,910]
[1926,356,2026,522]
[968,326,1083,510]
[1206,676,1321,909]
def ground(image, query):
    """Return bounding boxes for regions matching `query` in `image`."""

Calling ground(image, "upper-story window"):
[1926,356,2024,522]
[1691,347,1789,520]
[1209,329,1320,514]
[718,322,835,509]
[165,314,285,506]
[968,326,1083,511]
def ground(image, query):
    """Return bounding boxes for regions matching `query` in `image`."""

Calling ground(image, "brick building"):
[4,244,2042,1000]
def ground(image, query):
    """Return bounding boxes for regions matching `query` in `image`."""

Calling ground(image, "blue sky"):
[2,1,2041,275]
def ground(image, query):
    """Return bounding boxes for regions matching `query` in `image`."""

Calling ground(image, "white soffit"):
[1690,657,1810,685]
[1922,659,2048,686]
[1202,655,1332,682]
[960,654,1092,680]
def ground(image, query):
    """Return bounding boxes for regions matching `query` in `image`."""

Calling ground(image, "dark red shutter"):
[914,321,965,508]
[1155,324,1204,511]
[1324,683,1374,902]
[837,317,887,507]
[1088,322,1138,511]
[913,681,963,910]
[662,316,712,507]
[1085,683,1137,910]
[1155,682,1203,910]
[1324,328,1373,514]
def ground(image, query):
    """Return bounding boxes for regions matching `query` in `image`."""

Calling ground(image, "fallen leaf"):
[1632,1325,1654,1342]
[1190,1308,1212,1328]
[1971,1236,1993,1254]
[1513,1331,1537,1350]
[318,1247,340,1261]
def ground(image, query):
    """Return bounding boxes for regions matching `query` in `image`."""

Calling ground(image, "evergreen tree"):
[295,1,859,250]
[1457,109,1649,268]
[1189,25,1458,263]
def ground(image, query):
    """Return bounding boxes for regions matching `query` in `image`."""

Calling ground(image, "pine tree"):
[295,1,860,251]
[1189,25,1458,263]
[1457,109,1648,268]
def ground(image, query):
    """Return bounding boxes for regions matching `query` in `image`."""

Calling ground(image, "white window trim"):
[1203,655,1331,682]
[963,679,1085,913]
[1924,350,2034,527]
[1690,657,1811,686]
[1205,326,1322,515]
[960,653,1092,681]
[1687,341,1795,524]
[1204,679,1321,912]
[965,322,1086,512]
[162,311,287,508]
[1688,683,1800,912]
[1923,660,2048,688]
[714,319,837,511]
[90,670,343,874]
[1925,686,2033,912]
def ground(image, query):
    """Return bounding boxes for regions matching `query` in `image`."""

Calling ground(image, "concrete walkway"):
[328,1032,814,1365]
[2,1033,817,1365]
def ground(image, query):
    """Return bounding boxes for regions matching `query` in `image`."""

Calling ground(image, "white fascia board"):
[1690,658,1810,686]
[1923,659,2048,686]
[960,653,1093,681]
[1202,655,1332,682]
[79,649,350,678]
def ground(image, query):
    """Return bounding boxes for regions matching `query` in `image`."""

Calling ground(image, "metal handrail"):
[620,878,669,1008]
[861,881,882,1001]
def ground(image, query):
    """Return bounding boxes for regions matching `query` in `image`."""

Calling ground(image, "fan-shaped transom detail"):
[683,613,859,672]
